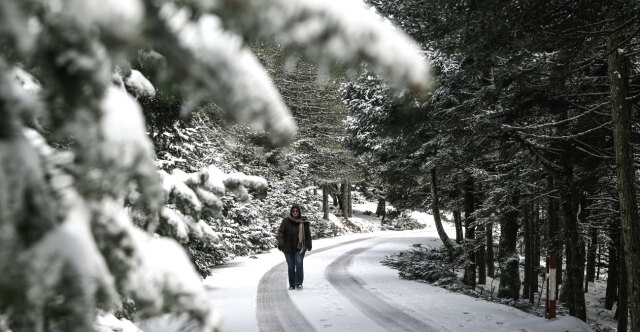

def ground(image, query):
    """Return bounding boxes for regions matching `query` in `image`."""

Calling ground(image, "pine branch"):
[510,134,562,179]
[512,121,612,141]
[502,101,609,131]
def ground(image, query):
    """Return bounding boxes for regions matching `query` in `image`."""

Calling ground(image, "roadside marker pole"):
[546,253,557,319]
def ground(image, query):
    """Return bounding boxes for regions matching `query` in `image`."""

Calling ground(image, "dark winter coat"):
[277,216,312,254]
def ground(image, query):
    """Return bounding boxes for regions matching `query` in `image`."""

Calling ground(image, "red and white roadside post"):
[546,253,557,319]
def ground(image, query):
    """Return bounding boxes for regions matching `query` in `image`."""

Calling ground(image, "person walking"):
[277,204,312,290]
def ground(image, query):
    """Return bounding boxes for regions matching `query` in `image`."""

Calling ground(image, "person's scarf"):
[298,222,306,254]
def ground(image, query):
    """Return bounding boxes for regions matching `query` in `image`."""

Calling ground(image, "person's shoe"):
[296,284,303,290]
[289,286,295,290]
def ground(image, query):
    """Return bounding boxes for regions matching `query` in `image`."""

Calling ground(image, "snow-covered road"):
[204,223,593,332]
[255,236,379,331]
[324,240,442,331]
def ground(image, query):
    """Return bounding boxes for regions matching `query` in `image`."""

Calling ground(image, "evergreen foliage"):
[0,0,430,330]
[382,246,457,285]
[343,0,640,326]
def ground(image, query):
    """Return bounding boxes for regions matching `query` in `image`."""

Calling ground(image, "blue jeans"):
[284,251,305,287]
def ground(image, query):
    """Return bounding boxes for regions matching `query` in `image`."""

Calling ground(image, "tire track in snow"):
[325,245,443,332]
[256,236,377,332]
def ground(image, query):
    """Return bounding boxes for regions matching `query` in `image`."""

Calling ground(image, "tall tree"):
[0,0,431,329]
[608,30,640,331]
[259,46,364,220]
[463,175,477,287]
[606,204,621,310]
[523,201,535,302]
[353,0,640,323]
[431,169,458,253]
[497,185,520,300]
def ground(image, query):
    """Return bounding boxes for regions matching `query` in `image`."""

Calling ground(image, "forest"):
[0,0,639,331]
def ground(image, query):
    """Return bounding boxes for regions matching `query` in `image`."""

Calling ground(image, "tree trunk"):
[331,183,339,207]
[463,175,476,287]
[523,202,531,300]
[533,200,540,295]
[523,202,535,303]
[477,220,486,285]
[376,198,386,224]
[547,177,563,295]
[322,185,329,220]
[558,172,586,321]
[596,241,602,281]
[454,210,464,244]
[347,181,353,218]
[340,180,348,217]
[608,33,640,332]
[616,232,628,331]
[586,225,598,284]
[360,183,369,199]
[430,168,457,253]
[486,221,495,278]
[581,194,594,295]
[475,171,485,286]
[497,192,520,300]
[605,208,620,310]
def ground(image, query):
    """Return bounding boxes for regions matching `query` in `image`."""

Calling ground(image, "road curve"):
[256,236,376,332]
[325,244,444,332]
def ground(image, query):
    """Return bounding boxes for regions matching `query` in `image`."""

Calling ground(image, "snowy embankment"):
[196,205,593,332]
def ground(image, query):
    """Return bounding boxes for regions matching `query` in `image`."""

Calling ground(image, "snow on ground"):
[352,201,378,215]
[349,202,383,231]
[348,233,591,332]
[408,210,436,225]
[203,231,381,331]
[585,278,619,331]
[203,205,593,332]
[482,270,615,331]
[96,313,141,332]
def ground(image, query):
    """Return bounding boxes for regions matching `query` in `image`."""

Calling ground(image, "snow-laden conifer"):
[202,0,433,91]
[0,0,431,330]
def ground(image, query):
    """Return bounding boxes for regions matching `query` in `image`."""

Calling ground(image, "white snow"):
[585,278,619,331]
[124,70,156,98]
[203,208,594,332]
[100,86,154,170]
[408,210,436,225]
[157,164,270,244]
[348,235,591,332]
[207,0,433,91]
[159,4,297,144]
[131,234,204,302]
[27,198,117,308]
[195,166,226,196]
[126,229,221,331]
[11,66,41,94]
[95,312,142,332]
[159,169,203,213]
[63,0,144,41]
[159,207,190,243]
[203,232,383,332]
[352,201,379,214]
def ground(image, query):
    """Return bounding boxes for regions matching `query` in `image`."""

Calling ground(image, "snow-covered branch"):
[153,3,297,145]
[205,0,432,92]
[1,0,436,329]
[157,165,268,243]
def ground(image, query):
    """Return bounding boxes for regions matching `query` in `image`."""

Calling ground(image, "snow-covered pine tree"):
[258,44,363,221]
[0,0,431,330]
[358,0,639,325]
